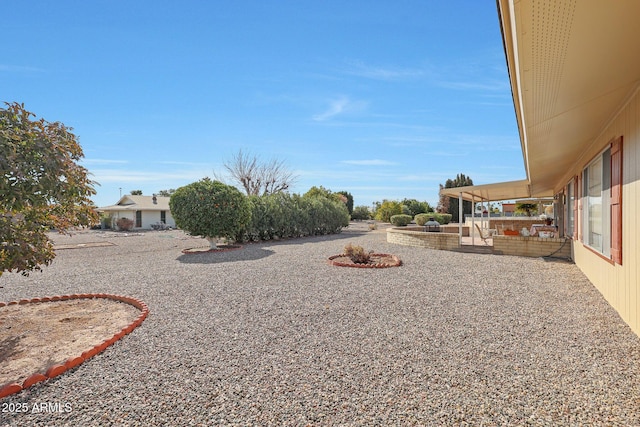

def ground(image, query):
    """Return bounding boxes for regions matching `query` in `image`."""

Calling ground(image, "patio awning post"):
[471,195,476,246]
[458,192,463,246]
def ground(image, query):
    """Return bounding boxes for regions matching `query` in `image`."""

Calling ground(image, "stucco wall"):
[109,210,176,230]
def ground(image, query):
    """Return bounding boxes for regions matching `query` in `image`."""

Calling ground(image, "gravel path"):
[1,225,639,426]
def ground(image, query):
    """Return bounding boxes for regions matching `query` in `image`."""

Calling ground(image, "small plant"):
[344,243,373,264]
[116,217,134,231]
[390,214,412,226]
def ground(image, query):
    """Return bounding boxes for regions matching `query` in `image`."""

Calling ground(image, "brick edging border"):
[327,253,402,268]
[0,293,149,399]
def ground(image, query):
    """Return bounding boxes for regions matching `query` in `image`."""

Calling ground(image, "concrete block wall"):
[493,236,572,259]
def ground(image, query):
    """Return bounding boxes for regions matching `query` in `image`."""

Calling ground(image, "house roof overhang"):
[439,179,547,202]
[495,0,640,194]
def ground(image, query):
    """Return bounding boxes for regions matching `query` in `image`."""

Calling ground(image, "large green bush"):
[239,191,349,242]
[351,205,371,221]
[170,178,251,248]
[390,214,412,226]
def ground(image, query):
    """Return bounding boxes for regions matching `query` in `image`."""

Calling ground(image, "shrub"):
[238,191,349,242]
[374,200,402,223]
[351,205,371,221]
[430,213,452,224]
[116,217,134,231]
[170,178,251,248]
[344,243,372,264]
[390,214,412,226]
[414,213,430,226]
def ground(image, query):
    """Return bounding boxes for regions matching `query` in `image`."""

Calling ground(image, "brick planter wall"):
[387,227,460,251]
[493,235,572,259]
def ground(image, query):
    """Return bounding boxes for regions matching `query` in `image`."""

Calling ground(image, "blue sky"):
[2,1,523,209]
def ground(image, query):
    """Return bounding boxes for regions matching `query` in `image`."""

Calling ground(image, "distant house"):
[98,195,176,229]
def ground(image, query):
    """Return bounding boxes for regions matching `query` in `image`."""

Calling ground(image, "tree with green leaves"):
[440,173,474,223]
[374,200,403,223]
[351,205,371,221]
[401,198,432,216]
[336,191,354,215]
[169,178,251,249]
[157,189,176,197]
[515,202,538,217]
[130,190,143,195]
[1,102,97,276]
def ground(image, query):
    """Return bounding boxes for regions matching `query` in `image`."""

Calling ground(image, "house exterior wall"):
[138,210,176,229]
[109,210,176,229]
[568,86,640,336]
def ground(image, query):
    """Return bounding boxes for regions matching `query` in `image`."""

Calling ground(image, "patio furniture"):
[474,223,494,246]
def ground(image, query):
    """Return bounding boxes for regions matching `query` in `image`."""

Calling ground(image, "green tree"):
[374,200,403,223]
[515,202,538,217]
[303,185,340,201]
[401,198,432,216]
[1,102,97,276]
[336,191,354,215]
[351,205,371,221]
[157,189,176,197]
[169,178,251,249]
[130,190,143,195]
[440,173,474,223]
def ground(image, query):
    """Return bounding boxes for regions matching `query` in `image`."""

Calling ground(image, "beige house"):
[98,195,176,229]
[441,0,640,336]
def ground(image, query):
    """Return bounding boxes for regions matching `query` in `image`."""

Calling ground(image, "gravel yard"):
[1,224,640,426]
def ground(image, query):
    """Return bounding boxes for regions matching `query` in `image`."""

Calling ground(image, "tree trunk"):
[206,236,218,250]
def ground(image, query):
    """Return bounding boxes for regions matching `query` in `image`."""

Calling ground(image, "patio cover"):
[438,179,551,202]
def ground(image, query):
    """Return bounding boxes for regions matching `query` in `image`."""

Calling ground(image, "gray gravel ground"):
[1,224,640,426]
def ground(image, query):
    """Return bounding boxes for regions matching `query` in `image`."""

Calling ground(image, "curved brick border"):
[0,294,149,399]
[327,253,402,268]
[182,244,243,254]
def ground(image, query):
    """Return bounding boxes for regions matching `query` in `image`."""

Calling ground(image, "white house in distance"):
[98,195,176,229]
[442,1,640,337]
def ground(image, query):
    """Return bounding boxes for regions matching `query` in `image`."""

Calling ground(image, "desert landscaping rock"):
[0,226,639,425]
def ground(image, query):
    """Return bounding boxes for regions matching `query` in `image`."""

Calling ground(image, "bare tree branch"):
[221,149,297,196]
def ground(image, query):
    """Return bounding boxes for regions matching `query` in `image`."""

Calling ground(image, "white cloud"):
[344,60,425,81]
[312,97,351,121]
[311,96,369,122]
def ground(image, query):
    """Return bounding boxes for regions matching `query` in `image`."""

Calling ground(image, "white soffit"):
[499,0,640,193]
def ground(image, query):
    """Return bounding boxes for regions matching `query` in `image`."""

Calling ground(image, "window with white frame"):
[583,148,611,256]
